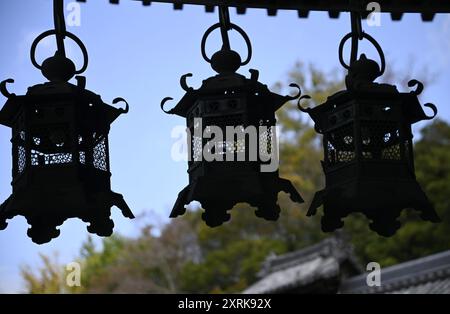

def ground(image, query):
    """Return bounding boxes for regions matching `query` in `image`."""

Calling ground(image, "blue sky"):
[0,0,449,293]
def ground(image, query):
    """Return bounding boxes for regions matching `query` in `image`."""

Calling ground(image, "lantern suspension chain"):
[54,0,67,57]
[219,6,232,51]
[349,11,363,65]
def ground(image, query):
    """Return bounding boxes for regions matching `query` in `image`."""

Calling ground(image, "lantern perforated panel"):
[325,122,355,165]
[361,121,402,161]
[191,135,203,162]
[93,137,108,172]
[214,140,246,155]
[79,151,86,164]
[17,145,26,174]
[259,120,274,160]
[31,150,73,166]
[203,115,246,158]
[13,125,27,176]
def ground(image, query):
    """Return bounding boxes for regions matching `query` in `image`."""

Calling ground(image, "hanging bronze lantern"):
[0,0,134,244]
[162,6,304,227]
[299,13,440,237]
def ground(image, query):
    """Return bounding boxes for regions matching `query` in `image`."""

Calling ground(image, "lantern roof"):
[299,76,437,133]
[162,69,301,118]
[161,6,304,118]
[299,52,438,130]
[0,78,129,128]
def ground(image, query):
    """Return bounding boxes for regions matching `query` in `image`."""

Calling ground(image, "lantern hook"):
[285,83,304,101]
[408,79,424,96]
[180,73,194,92]
[406,80,437,119]
[0,79,15,98]
[112,98,130,114]
[161,97,175,114]
[297,94,313,113]
[423,103,438,120]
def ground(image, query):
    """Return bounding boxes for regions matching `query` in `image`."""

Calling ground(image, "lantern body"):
[165,70,303,227]
[0,79,134,244]
[304,58,440,236]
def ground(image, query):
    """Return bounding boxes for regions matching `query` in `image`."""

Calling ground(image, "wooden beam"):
[80,0,450,13]
[76,0,450,21]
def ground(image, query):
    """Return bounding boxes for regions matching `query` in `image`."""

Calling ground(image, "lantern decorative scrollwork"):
[162,6,304,227]
[299,12,440,237]
[0,0,134,244]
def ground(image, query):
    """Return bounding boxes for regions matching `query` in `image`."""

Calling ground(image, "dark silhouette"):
[161,6,303,227]
[0,1,442,243]
[298,12,440,236]
[90,0,447,22]
[0,0,134,244]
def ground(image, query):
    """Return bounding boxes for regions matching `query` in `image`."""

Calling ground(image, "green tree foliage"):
[346,119,450,266]
[21,253,65,294]
[21,64,450,293]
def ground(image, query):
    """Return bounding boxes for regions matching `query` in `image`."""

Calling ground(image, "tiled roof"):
[243,256,340,294]
[243,234,450,294]
[393,278,450,294]
[340,250,450,294]
[243,234,362,294]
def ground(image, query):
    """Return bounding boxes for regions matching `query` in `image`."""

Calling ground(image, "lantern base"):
[0,195,14,231]
[86,213,115,237]
[0,189,134,244]
[307,178,440,237]
[26,215,64,245]
[201,202,233,227]
[169,174,303,227]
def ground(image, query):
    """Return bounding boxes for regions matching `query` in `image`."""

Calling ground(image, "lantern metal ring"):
[338,31,386,75]
[201,22,252,66]
[30,29,89,74]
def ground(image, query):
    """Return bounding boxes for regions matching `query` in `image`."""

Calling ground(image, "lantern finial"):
[338,11,386,78]
[345,54,382,90]
[29,0,88,82]
[337,12,387,91]
[201,6,252,74]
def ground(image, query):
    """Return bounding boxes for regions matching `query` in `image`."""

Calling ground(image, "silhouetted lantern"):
[299,31,440,236]
[162,7,303,227]
[0,3,134,244]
